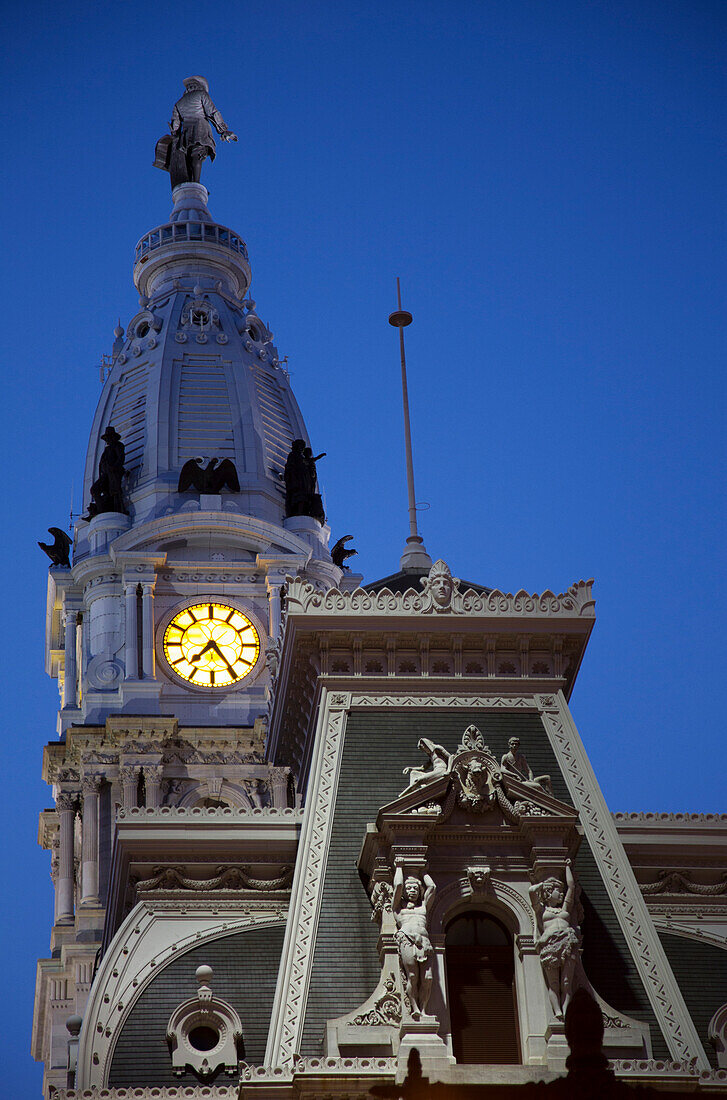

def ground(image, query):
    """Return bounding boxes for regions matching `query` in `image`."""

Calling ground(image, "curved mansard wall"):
[79,184,312,543]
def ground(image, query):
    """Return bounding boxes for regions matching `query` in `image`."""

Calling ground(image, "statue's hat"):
[101,426,121,443]
[183,75,209,93]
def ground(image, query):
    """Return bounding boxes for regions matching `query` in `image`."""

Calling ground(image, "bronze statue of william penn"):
[154,76,237,189]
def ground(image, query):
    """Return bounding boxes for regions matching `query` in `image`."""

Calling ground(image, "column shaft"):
[144,765,163,808]
[121,766,140,809]
[141,583,155,678]
[267,582,283,638]
[80,778,100,905]
[63,610,78,708]
[56,794,77,923]
[124,583,139,679]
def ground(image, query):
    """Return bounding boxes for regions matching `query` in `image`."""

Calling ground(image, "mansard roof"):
[364,568,492,596]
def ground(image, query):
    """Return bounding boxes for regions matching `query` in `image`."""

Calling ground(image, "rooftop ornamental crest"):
[284,560,595,618]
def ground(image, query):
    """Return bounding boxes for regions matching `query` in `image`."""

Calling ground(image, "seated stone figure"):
[402,738,451,790]
[500,736,552,794]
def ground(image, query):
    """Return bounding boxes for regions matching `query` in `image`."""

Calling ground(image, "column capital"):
[81,774,102,795]
[56,790,79,812]
[119,764,141,783]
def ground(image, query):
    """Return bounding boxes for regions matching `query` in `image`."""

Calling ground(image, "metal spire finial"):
[389,279,432,574]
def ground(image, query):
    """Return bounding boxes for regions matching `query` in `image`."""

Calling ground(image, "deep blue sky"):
[3,1,726,1090]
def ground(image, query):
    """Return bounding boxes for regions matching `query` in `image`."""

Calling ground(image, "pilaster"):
[80,775,101,906]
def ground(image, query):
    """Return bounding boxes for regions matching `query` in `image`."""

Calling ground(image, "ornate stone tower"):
[31,86,349,1093]
[32,79,727,1100]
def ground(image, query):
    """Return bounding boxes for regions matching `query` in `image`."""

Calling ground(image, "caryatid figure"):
[529,860,582,1019]
[155,76,237,189]
[392,862,437,1019]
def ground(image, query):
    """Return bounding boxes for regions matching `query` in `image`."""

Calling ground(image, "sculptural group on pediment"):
[403,737,451,790]
[500,736,552,794]
[399,726,557,825]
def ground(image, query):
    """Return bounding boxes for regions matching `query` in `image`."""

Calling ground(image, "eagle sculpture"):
[38,527,72,568]
[177,457,240,494]
[331,535,357,570]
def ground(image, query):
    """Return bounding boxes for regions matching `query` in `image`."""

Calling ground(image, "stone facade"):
[31,180,727,1098]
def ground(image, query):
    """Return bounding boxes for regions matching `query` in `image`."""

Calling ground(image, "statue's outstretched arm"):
[202,92,236,139]
[564,860,576,913]
[423,873,436,911]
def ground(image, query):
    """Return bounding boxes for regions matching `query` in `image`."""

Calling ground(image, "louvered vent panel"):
[447,946,520,1064]
[252,364,295,470]
[109,364,147,473]
[177,360,236,462]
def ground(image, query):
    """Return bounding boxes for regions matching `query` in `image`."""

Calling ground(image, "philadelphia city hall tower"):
[31,78,727,1098]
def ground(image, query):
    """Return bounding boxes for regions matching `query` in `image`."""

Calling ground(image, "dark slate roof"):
[363,569,492,595]
[659,931,727,1068]
[109,922,285,1086]
[300,709,668,1058]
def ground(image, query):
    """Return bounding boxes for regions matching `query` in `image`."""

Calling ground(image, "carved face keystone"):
[431,574,453,607]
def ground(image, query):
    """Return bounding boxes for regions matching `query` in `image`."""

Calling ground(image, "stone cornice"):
[614,812,727,824]
[285,576,595,619]
[42,718,266,782]
[117,805,302,821]
[108,509,314,561]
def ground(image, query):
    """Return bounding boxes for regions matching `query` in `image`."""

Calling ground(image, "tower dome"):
[80,183,307,535]
[56,180,339,730]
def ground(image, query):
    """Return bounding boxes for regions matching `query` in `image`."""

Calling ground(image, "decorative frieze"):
[285,569,595,618]
[134,864,293,892]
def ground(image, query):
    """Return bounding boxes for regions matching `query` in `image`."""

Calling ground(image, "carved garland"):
[640,872,727,896]
[134,865,293,892]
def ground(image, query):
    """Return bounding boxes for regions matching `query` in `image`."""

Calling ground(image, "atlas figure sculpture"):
[392,863,436,1019]
[154,76,237,189]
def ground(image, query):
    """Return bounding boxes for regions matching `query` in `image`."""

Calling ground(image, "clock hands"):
[189,639,217,664]
[189,638,240,676]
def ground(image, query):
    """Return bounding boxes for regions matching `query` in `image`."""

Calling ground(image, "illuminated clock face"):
[163,603,260,688]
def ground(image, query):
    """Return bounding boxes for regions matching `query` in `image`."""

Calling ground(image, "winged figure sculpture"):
[331,535,357,569]
[177,457,240,494]
[38,527,72,568]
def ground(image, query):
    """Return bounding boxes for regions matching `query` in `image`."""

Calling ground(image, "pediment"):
[377,725,577,829]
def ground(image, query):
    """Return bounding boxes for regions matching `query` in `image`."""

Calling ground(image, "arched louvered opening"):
[445,911,520,1064]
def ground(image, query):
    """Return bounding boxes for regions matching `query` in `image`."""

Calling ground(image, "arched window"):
[445,911,520,1064]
